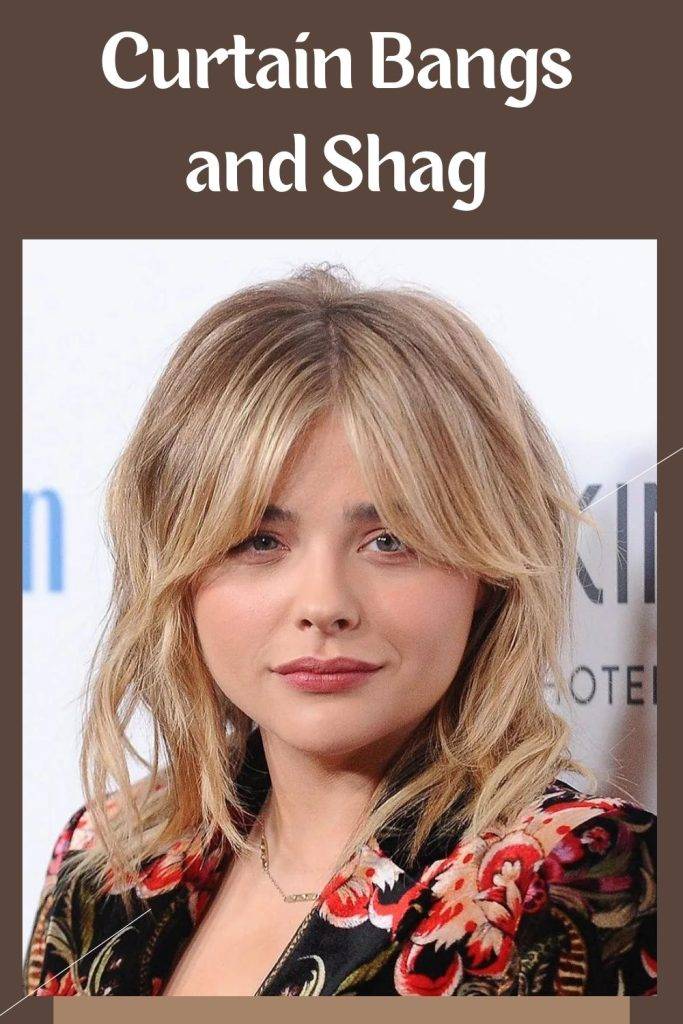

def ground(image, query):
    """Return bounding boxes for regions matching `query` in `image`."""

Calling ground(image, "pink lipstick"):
[272,655,382,693]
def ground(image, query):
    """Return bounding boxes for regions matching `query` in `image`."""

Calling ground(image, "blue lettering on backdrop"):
[22,489,64,592]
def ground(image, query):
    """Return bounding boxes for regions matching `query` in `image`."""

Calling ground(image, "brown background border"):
[4,1,675,1021]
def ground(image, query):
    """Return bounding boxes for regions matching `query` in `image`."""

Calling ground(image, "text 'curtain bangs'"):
[63,263,594,914]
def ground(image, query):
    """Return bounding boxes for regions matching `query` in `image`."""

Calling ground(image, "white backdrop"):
[22,238,657,952]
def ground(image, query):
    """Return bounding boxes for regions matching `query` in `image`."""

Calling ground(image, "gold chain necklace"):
[259,824,320,903]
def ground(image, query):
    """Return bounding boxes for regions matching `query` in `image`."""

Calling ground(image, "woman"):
[23,265,656,997]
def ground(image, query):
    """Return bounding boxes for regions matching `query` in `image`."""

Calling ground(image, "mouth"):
[271,656,384,694]
[273,656,383,674]
[274,667,382,694]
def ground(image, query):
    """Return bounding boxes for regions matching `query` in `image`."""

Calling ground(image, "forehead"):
[259,411,402,530]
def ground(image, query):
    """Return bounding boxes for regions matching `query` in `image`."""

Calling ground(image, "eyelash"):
[231,530,409,558]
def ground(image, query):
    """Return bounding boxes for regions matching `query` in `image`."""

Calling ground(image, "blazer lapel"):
[254,835,438,995]
[235,727,462,996]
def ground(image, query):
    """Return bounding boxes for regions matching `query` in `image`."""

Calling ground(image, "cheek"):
[192,585,261,671]
[389,575,479,661]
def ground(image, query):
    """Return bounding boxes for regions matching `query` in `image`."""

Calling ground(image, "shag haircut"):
[61,264,595,914]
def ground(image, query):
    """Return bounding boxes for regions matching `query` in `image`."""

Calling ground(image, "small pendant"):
[284,892,317,902]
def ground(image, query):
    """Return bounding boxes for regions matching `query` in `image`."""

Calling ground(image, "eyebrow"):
[259,502,383,526]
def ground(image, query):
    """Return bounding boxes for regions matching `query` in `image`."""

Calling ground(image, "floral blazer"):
[24,729,657,997]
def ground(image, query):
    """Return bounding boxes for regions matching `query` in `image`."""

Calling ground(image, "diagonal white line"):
[6,446,677,1013]
[2,908,151,1013]
[581,445,681,511]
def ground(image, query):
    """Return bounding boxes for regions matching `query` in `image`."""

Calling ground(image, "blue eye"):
[367,531,407,554]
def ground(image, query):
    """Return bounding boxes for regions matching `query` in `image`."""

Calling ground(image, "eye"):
[230,532,283,556]
[366,531,409,555]
[227,530,410,560]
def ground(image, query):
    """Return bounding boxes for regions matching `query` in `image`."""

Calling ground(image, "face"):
[193,412,484,766]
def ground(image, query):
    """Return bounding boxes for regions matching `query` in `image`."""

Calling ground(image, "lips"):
[272,656,383,694]
[273,656,382,674]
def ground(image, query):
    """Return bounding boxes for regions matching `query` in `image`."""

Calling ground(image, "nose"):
[293,551,361,635]
[298,608,358,634]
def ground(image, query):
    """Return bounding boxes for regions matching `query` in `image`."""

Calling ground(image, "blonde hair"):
[61,264,595,915]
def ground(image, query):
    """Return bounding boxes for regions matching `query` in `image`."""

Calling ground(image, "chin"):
[267,712,392,760]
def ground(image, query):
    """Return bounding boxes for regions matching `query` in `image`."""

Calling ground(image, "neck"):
[254,725,413,889]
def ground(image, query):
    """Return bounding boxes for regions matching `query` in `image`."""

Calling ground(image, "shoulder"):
[36,774,185,901]
[23,778,169,996]
[395,786,656,996]
[39,779,157,870]
[23,802,88,995]
[32,772,222,917]
[510,781,656,860]
[418,782,656,896]
[35,802,92,901]
[513,785,656,995]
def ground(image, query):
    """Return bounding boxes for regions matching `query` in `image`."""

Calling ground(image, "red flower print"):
[100,840,186,897]
[320,840,403,928]
[183,839,233,929]
[518,796,625,861]
[521,874,548,914]
[395,827,547,994]
[581,825,611,854]
[369,878,431,939]
[394,939,464,996]
[36,970,80,996]
[181,839,225,889]
[416,832,542,969]
[69,807,102,852]
[547,830,585,866]
[47,831,73,878]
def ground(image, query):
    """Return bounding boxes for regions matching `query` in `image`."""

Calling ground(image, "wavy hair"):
[60,264,596,915]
